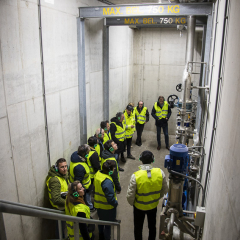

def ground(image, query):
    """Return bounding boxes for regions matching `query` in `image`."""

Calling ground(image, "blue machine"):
[164,144,189,174]
[165,144,190,211]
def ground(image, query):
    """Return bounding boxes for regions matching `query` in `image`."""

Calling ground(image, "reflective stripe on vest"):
[65,201,92,240]
[123,111,135,139]
[46,176,68,209]
[112,122,125,142]
[86,149,97,179]
[69,161,91,189]
[103,132,111,145]
[135,107,147,124]
[101,157,120,182]
[94,171,117,210]
[154,101,168,120]
[134,168,163,211]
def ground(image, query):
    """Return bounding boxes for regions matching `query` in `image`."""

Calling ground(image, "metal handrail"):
[0,200,120,240]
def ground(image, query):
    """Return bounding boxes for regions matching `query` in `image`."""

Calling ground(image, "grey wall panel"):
[202,0,240,238]
[0,117,24,240]
[41,7,78,95]
[60,87,80,161]
[46,92,64,164]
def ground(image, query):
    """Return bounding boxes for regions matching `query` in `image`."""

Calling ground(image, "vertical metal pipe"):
[117,224,120,240]
[74,222,80,239]
[38,0,51,168]
[0,212,7,240]
[58,220,63,240]
[77,18,87,144]
[103,24,110,121]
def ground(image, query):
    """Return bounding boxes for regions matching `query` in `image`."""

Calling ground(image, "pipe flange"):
[166,208,179,218]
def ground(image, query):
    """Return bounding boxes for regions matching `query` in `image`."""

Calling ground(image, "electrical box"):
[194,206,206,227]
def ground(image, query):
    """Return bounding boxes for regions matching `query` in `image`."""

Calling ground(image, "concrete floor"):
[91,130,175,240]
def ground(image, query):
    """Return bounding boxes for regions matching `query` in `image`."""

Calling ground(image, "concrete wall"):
[131,27,202,135]
[202,0,240,239]
[0,0,132,239]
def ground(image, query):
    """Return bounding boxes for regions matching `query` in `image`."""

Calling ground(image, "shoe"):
[127,155,135,160]
[166,146,170,150]
[157,146,161,150]
[114,219,121,223]
[90,207,96,212]
[119,167,124,172]
[120,157,126,163]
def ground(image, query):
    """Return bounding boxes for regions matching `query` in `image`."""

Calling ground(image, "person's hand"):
[117,191,121,194]
[166,118,168,121]
[131,125,134,128]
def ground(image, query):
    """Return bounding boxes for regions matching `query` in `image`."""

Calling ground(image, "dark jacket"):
[70,151,87,183]
[93,135,104,158]
[89,148,101,173]
[102,150,121,192]
[151,102,172,126]
[110,117,126,154]
[102,177,118,208]
[46,166,69,210]
[135,107,150,123]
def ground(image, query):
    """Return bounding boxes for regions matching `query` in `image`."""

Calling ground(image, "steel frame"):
[77,3,212,144]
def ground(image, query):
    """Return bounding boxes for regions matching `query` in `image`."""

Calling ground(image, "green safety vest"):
[95,143,103,163]
[69,161,91,189]
[94,171,117,210]
[103,132,112,145]
[135,107,147,124]
[123,111,136,138]
[112,122,125,142]
[154,101,169,120]
[134,168,163,211]
[101,156,120,182]
[65,201,92,240]
[46,176,68,209]
[86,149,97,180]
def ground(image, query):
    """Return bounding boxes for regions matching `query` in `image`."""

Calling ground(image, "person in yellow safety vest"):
[69,145,95,212]
[101,120,111,144]
[94,160,120,240]
[46,158,69,238]
[135,101,150,147]
[123,105,136,160]
[102,140,121,194]
[65,181,95,240]
[87,136,101,181]
[110,112,126,172]
[94,128,105,163]
[126,151,168,240]
[151,96,172,151]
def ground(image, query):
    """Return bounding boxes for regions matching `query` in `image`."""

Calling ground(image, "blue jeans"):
[97,208,116,240]
[85,184,94,209]
[157,125,169,147]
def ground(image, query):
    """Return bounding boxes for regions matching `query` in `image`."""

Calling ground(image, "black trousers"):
[134,206,157,240]
[136,123,145,145]
[126,137,132,156]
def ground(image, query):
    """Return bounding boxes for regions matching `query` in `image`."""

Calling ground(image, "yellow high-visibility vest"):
[112,122,125,142]
[154,101,169,119]
[103,132,112,144]
[95,143,103,163]
[46,176,68,209]
[94,171,117,210]
[65,201,92,240]
[86,149,97,179]
[123,111,136,139]
[135,107,147,124]
[69,161,91,189]
[101,156,120,182]
[134,168,163,211]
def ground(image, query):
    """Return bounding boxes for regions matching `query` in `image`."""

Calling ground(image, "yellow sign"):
[176,160,181,165]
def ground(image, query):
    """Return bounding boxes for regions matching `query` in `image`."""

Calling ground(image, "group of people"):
[46,96,171,240]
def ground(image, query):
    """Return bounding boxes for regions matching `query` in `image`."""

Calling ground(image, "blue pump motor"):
[164,144,189,174]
